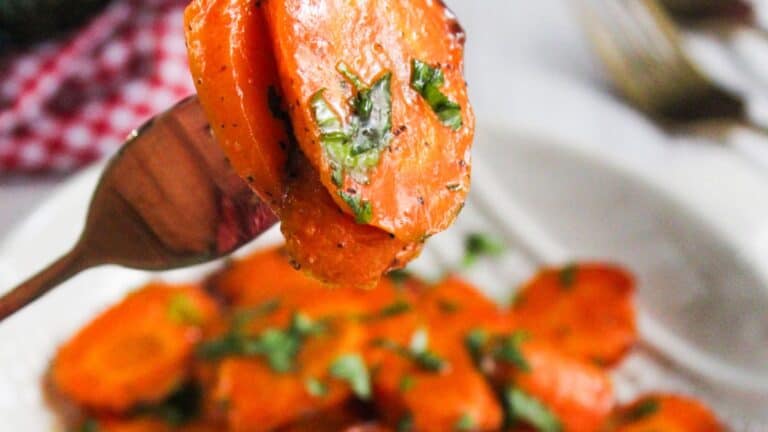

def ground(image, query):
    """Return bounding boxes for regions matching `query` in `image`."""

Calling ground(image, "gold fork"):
[0,97,278,321]
[575,0,767,138]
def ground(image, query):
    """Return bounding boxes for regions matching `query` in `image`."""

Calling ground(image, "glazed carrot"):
[371,325,503,431]
[419,276,512,335]
[208,314,365,431]
[487,340,615,432]
[512,263,637,366]
[51,283,218,412]
[608,394,724,432]
[211,245,413,316]
[281,155,422,286]
[210,246,320,308]
[264,0,474,242]
[185,0,289,207]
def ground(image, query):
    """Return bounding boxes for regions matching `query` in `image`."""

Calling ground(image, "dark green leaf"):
[465,328,489,364]
[387,269,413,287]
[311,67,394,186]
[135,382,202,426]
[410,59,463,130]
[493,331,530,372]
[505,388,562,432]
[558,264,578,290]
[622,398,660,423]
[330,353,372,400]
[463,233,505,267]
[397,413,414,432]
[339,191,373,224]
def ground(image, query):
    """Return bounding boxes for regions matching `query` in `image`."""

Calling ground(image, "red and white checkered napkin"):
[0,0,195,173]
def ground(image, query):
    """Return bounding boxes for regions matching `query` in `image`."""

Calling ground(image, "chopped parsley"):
[454,413,476,431]
[360,299,412,321]
[387,269,413,287]
[397,413,414,432]
[505,387,562,432]
[75,419,99,432]
[558,264,578,290]
[329,353,372,399]
[622,398,660,423]
[338,190,373,224]
[310,63,393,188]
[493,331,530,372]
[399,374,415,392]
[410,59,463,131]
[197,310,325,373]
[465,328,489,365]
[374,328,448,372]
[305,377,329,397]
[167,294,202,325]
[463,233,505,267]
[135,382,202,426]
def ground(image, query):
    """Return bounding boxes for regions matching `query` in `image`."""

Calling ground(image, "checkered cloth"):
[0,0,195,173]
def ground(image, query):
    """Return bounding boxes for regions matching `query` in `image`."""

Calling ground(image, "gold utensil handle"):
[0,247,91,321]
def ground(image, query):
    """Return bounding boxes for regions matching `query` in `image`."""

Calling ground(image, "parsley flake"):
[374,329,448,372]
[399,374,415,392]
[505,387,562,432]
[455,413,476,431]
[305,377,329,397]
[465,328,489,365]
[558,264,578,290]
[411,59,463,130]
[463,233,505,267]
[338,191,373,224]
[329,353,372,400]
[622,398,660,423]
[397,413,414,432]
[493,331,530,372]
[310,63,393,186]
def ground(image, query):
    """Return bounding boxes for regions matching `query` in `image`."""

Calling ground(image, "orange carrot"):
[51,283,218,412]
[512,263,637,366]
[185,0,289,208]
[609,394,724,432]
[264,0,474,242]
[485,340,614,432]
[281,155,421,286]
[371,325,503,431]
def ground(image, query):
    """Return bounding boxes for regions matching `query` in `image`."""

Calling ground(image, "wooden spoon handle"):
[0,247,91,321]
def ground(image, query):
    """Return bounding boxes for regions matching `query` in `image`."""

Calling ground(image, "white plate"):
[4,71,768,428]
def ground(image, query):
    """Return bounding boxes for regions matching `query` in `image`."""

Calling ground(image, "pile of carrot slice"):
[185,0,474,286]
[48,246,724,431]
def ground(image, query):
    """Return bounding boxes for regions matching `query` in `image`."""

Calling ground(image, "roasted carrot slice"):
[264,0,474,242]
[211,245,413,316]
[512,263,637,366]
[185,0,289,207]
[371,325,503,431]
[51,283,218,412]
[419,276,512,335]
[209,313,365,431]
[486,340,614,432]
[608,394,724,432]
[210,246,319,307]
[281,154,422,286]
